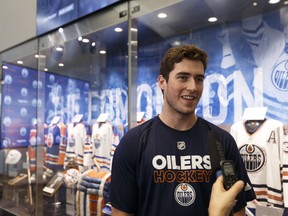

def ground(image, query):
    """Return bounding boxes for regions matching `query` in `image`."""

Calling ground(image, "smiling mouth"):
[181,95,196,100]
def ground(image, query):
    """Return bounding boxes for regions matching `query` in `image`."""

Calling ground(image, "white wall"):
[0,0,36,52]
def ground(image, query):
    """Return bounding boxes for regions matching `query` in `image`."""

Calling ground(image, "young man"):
[110,45,255,215]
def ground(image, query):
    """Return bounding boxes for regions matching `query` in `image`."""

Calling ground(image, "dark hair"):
[159,45,208,81]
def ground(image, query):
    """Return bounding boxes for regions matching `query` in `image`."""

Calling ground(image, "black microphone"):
[208,131,222,173]
[208,131,235,216]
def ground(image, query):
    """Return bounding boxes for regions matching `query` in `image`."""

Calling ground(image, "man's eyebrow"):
[195,74,205,79]
[177,72,205,78]
[176,71,191,75]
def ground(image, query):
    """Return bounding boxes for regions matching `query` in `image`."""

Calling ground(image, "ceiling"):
[2,0,287,83]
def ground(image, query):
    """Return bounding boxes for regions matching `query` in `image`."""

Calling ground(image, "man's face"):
[158,58,205,115]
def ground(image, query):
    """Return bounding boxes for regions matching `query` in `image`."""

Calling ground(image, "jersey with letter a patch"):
[230,118,288,209]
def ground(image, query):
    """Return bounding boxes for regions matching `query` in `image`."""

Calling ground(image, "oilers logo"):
[93,133,101,149]
[284,140,288,152]
[68,136,75,147]
[46,132,54,148]
[239,144,266,172]
[174,183,196,206]
[271,60,288,92]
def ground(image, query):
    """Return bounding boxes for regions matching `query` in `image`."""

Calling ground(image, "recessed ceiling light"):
[58,63,64,67]
[44,68,48,71]
[269,0,280,4]
[58,28,63,33]
[78,36,82,41]
[172,41,181,46]
[2,65,8,69]
[157,13,167,18]
[56,46,63,52]
[253,2,258,6]
[208,17,218,22]
[17,60,23,64]
[82,38,90,43]
[91,42,96,46]
[130,28,138,32]
[99,50,106,54]
[114,27,123,32]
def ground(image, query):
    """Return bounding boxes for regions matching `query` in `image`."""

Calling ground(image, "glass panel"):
[134,0,288,126]
[1,1,129,215]
[0,39,39,215]
[36,2,129,215]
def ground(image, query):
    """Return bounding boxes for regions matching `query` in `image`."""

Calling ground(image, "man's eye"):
[195,77,204,83]
[179,76,188,80]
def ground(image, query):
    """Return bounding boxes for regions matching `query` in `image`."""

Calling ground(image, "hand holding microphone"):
[209,175,244,216]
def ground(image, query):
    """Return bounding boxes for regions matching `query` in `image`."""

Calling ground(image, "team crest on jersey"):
[68,137,75,147]
[284,142,288,152]
[177,141,186,150]
[174,183,196,206]
[271,60,288,91]
[239,144,266,172]
[46,132,54,148]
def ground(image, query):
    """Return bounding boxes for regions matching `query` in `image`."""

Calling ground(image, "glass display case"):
[1,0,287,215]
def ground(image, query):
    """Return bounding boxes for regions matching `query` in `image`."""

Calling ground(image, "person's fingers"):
[228,180,244,198]
[214,175,224,186]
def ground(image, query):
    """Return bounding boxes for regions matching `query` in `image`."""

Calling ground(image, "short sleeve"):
[110,131,139,213]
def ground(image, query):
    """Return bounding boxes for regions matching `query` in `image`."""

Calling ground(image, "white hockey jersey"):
[230,119,288,209]
[91,122,118,171]
[65,122,92,173]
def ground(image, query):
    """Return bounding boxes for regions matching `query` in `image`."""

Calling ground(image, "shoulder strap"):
[208,130,226,173]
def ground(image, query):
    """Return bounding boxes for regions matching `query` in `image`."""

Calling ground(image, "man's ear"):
[157,75,165,91]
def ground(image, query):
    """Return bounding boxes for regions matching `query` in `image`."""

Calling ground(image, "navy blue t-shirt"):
[110,116,255,216]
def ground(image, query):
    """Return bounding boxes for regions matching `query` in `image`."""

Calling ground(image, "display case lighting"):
[172,41,181,46]
[82,38,90,43]
[90,42,97,54]
[208,17,218,22]
[130,28,138,32]
[157,13,167,18]
[56,46,63,52]
[35,54,46,58]
[269,0,280,4]
[114,27,123,32]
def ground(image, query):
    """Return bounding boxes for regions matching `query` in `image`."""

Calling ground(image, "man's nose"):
[186,78,197,90]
